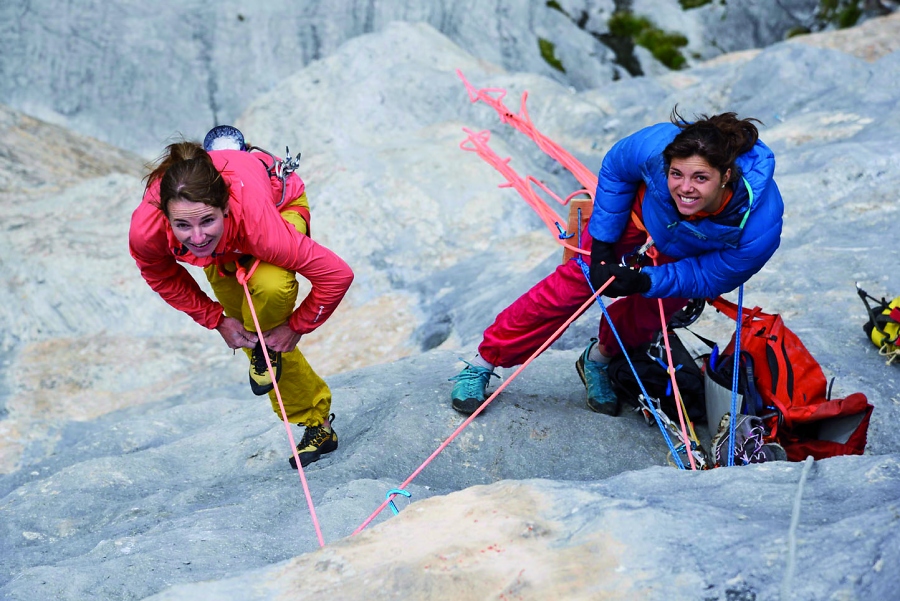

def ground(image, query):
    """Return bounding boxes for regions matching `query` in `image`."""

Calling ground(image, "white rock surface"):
[1,10,899,601]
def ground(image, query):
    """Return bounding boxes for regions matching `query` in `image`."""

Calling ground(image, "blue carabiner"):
[555,221,575,240]
[386,489,412,515]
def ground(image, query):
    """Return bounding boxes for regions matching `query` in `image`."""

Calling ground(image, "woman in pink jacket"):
[129,133,353,469]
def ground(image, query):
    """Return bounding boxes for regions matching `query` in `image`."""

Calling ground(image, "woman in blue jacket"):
[450,110,784,416]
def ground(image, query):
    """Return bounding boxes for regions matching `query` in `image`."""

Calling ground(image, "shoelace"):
[251,345,276,375]
[450,364,496,398]
[581,356,613,396]
[299,414,336,449]
[300,426,328,449]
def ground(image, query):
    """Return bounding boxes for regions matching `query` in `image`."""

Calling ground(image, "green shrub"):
[608,12,652,38]
[538,38,566,73]
[546,0,566,14]
[818,0,862,29]
[786,26,812,38]
[608,11,689,70]
[679,0,712,8]
[837,5,862,28]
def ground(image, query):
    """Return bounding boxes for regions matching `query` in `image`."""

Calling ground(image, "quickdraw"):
[631,391,710,470]
[246,144,302,208]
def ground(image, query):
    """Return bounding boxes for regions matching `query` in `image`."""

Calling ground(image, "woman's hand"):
[589,237,650,297]
[589,238,618,292]
[215,316,259,350]
[604,265,652,298]
[261,323,302,353]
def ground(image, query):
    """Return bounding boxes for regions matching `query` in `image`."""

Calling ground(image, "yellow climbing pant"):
[204,193,331,427]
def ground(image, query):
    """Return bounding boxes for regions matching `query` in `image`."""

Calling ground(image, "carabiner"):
[620,238,655,270]
[385,489,412,515]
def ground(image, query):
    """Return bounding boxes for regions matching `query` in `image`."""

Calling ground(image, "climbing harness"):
[235,258,325,548]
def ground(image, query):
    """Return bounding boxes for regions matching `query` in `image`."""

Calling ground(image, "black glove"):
[604,264,652,298]
[589,238,617,291]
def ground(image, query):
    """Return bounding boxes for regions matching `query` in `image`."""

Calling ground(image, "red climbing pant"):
[477,222,688,368]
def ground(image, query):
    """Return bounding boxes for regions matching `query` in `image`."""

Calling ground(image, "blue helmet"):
[203,125,246,152]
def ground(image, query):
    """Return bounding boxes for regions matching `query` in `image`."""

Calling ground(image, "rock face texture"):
[145,455,900,601]
[3,0,881,157]
[1,8,900,601]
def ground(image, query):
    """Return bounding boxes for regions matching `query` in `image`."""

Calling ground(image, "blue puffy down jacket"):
[587,122,784,299]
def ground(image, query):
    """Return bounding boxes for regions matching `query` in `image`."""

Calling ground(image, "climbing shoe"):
[289,414,338,469]
[249,342,282,396]
[449,361,498,415]
[575,340,620,416]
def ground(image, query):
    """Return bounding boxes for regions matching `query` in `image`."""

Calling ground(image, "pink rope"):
[460,72,701,469]
[457,70,598,193]
[236,260,326,547]
[459,126,589,258]
[656,298,698,470]
[351,279,613,536]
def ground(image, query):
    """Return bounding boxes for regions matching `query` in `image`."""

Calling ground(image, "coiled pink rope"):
[457,70,601,259]
[458,70,598,192]
[460,127,589,257]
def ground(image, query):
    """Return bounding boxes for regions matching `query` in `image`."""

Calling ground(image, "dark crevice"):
[560,2,643,77]
[596,31,643,77]
[192,14,219,126]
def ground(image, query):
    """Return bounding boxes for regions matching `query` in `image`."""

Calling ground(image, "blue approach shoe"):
[449,361,498,415]
[575,340,620,416]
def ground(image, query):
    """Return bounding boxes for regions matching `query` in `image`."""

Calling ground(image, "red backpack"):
[709,298,873,461]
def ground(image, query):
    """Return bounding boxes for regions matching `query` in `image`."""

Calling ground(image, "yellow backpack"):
[857,284,900,364]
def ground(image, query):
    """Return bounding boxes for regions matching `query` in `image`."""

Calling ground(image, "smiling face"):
[667,155,731,217]
[167,199,227,257]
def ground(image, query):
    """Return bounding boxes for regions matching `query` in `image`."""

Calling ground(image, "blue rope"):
[575,257,685,469]
[727,285,745,467]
